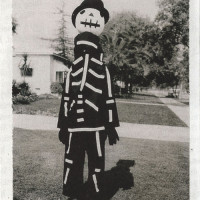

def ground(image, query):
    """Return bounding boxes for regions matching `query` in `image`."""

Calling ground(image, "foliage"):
[28,93,39,102]
[155,0,189,48]
[13,93,38,105]
[13,95,30,104]
[179,48,189,91]
[18,82,31,96]
[12,81,31,97]
[100,0,189,92]
[12,80,21,96]
[153,0,189,88]
[50,82,63,94]
[51,1,73,66]
[12,81,38,104]
[101,13,156,92]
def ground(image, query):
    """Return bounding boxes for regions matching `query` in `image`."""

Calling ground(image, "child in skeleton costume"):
[57,0,119,199]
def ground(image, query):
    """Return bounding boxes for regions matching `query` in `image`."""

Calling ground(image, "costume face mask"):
[75,8,105,36]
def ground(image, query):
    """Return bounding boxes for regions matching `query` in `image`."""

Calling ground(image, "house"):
[12,29,75,94]
[13,52,69,94]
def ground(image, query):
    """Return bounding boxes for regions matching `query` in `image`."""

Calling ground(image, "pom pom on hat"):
[72,0,109,27]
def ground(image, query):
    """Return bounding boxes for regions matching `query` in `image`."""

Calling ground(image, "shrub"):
[18,82,31,96]
[13,94,30,104]
[12,80,20,96]
[12,81,32,97]
[50,82,63,94]
[13,93,39,104]
[12,96,18,105]
[29,93,39,102]
[12,81,39,104]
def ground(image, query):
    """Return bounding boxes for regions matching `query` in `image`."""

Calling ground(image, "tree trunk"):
[129,82,133,94]
[125,80,128,94]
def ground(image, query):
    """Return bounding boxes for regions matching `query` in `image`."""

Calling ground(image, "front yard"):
[13,128,189,200]
[13,93,187,127]
[117,92,163,104]
[13,97,60,117]
[13,93,189,199]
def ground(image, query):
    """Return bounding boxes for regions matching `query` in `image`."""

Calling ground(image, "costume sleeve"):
[57,68,72,129]
[104,66,120,128]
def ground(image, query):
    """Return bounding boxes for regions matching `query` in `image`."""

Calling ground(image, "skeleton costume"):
[57,0,119,199]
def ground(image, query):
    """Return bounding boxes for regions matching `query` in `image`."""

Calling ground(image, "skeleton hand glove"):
[105,127,119,145]
[58,129,70,145]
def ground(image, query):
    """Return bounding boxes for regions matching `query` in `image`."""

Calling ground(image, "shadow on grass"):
[100,159,135,200]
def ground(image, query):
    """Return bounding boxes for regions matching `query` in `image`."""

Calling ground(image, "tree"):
[154,0,189,89]
[101,12,156,93]
[51,1,73,66]
[100,0,189,92]
[156,0,189,47]
[100,13,130,93]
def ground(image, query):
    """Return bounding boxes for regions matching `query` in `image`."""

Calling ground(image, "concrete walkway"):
[159,97,190,126]
[13,114,189,143]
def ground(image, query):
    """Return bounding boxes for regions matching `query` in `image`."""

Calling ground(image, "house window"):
[56,71,64,83]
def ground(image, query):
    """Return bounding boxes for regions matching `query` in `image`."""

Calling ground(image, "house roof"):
[13,35,73,68]
[14,52,70,58]
[14,52,70,70]
[13,34,54,53]
[14,52,53,56]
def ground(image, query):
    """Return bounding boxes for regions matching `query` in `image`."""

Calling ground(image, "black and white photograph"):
[0,0,199,199]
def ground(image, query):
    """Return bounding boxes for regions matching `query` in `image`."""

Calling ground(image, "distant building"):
[13,52,69,94]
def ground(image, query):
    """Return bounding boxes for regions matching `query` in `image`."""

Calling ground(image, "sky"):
[13,0,159,52]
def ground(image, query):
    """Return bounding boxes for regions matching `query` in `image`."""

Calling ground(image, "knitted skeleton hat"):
[72,0,109,27]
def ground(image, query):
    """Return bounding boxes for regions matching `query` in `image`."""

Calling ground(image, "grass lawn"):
[13,94,187,127]
[117,93,163,104]
[117,103,187,127]
[13,128,189,200]
[13,98,61,117]
[13,93,162,116]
